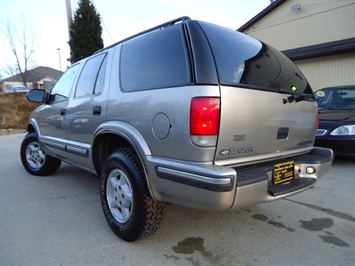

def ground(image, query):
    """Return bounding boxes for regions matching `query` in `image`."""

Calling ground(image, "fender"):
[93,121,152,157]
[92,121,160,199]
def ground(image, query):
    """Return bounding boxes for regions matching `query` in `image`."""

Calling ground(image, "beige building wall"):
[244,0,355,50]
[242,0,355,91]
[296,52,355,91]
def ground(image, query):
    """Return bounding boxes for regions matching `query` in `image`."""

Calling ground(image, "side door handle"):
[93,106,102,116]
[60,108,66,116]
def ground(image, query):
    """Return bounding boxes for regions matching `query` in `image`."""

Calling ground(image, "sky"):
[0,0,271,77]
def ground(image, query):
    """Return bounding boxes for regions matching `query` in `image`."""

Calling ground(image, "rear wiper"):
[270,88,315,104]
[282,93,315,104]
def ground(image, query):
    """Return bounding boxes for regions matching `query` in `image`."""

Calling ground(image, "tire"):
[100,148,165,242]
[20,132,61,176]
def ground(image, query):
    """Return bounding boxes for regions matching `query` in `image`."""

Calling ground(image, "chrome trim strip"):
[215,146,313,167]
[316,129,327,136]
[157,166,232,185]
[66,145,88,157]
[41,138,66,151]
[66,140,90,157]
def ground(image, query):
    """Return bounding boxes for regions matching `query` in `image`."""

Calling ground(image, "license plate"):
[273,161,294,185]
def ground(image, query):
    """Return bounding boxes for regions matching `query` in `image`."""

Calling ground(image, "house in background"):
[0,66,63,92]
[238,0,355,91]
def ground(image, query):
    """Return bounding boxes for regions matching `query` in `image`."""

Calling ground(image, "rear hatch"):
[196,21,317,165]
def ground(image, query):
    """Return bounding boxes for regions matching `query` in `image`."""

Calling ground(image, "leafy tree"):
[69,0,104,63]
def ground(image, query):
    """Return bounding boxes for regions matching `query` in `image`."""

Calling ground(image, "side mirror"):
[26,89,47,103]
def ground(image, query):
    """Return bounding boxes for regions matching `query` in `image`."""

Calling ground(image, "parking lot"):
[1,133,354,265]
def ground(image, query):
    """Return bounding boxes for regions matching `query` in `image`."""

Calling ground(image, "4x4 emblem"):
[234,135,246,142]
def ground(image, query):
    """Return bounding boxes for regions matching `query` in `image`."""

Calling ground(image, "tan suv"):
[21,17,333,241]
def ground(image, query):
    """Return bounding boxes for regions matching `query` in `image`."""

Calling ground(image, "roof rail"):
[95,16,191,54]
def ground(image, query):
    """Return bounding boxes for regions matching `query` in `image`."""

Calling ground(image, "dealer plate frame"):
[273,161,295,185]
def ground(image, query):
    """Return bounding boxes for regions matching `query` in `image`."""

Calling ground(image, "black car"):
[314,85,355,156]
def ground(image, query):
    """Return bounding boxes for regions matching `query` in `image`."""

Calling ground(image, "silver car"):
[21,17,333,241]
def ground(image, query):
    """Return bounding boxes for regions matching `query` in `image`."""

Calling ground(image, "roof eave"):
[237,0,287,32]
[282,38,355,61]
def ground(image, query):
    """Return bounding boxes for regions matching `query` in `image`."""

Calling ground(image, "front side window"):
[120,24,190,92]
[51,63,80,102]
[75,53,107,98]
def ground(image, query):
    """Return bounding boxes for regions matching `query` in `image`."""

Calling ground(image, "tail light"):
[190,97,220,147]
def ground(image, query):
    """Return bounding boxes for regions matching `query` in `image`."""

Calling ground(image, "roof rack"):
[95,16,191,54]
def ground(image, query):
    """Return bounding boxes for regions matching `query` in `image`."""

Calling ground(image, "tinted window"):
[120,24,190,91]
[198,21,311,94]
[94,55,108,95]
[51,63,80,102]
[75,53,107,97]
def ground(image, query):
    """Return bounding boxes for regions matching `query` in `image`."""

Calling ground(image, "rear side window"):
[120,24,190,92]
[75,53,107,98]
[198,21,311,94]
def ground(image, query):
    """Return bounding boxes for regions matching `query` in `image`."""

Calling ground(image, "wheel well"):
[27,124,35,133]
[92,133,134,175]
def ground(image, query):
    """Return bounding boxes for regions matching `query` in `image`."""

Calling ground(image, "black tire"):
[20,132,61,176]
[100,148,165,242]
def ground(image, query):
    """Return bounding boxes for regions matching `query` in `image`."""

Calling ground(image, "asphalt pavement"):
[1,133,354,265]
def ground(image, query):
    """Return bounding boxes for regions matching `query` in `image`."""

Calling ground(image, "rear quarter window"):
[120,24,191,92]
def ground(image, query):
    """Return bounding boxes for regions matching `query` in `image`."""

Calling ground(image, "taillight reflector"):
[190,97,220,136]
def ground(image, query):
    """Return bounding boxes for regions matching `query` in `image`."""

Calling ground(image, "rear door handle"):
[93,106,101,115]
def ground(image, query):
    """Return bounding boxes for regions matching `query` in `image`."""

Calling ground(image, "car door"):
[35,63,81,158]
[63,52,109,170]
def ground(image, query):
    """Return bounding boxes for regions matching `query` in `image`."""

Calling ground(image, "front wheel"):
[20,132,61,176]
[100,148,165,242]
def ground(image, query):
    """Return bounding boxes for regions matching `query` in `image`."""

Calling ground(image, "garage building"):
[238,0,355,91]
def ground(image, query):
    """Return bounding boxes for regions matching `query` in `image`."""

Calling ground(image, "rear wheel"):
[20,132,61,176]
[100,148,165,241]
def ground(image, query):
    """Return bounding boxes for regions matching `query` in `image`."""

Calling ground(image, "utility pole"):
[65,0,72,63]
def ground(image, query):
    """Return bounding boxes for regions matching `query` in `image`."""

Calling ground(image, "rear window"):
[197,21,312,94]
[120,24,191,92]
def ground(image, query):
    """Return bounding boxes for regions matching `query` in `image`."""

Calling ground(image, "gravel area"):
[0,129,27,136]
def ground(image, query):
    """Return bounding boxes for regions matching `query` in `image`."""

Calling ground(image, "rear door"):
[64,52,109,169]
[216,86,317,163]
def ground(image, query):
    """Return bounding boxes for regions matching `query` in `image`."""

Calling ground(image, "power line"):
[91,0,115,44]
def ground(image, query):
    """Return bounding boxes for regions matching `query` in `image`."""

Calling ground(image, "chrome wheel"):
[25,141,45,170]
[106,169,133,223]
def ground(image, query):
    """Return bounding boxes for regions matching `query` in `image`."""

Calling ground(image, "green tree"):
[69,0,104,63]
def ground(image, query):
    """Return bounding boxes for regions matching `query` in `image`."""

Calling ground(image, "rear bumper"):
[146,147,334,211]
[232,147,333,209]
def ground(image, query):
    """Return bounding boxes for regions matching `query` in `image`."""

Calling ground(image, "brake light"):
[190,97,220,147]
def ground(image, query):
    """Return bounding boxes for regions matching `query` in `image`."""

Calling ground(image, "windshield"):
[315,87,355,110]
